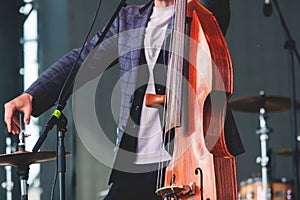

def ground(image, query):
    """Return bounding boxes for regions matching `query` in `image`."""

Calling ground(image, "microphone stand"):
[57,114,67,200]
[31,1,127,199]
[270,0,300,199]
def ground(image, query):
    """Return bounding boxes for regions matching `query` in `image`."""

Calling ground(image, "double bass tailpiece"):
[156,182,196,199]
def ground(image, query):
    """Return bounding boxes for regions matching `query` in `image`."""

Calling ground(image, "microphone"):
[264,0,273,17]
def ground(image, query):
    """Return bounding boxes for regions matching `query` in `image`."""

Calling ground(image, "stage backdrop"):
[1,0,299,199]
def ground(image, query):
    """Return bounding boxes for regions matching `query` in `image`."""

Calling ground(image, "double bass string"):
[156,4,176,190]
[156,1,178,191]
[156,0,187,191]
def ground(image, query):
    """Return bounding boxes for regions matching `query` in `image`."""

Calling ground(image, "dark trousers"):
[104,170,163,200]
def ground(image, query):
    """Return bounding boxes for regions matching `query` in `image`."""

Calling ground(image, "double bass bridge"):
[156,183,196,199]
[156,168,212,200]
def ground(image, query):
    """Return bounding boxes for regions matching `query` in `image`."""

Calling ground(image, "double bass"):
[145,0,237,199]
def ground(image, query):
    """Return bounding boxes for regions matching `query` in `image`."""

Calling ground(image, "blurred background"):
[0,0,299,199]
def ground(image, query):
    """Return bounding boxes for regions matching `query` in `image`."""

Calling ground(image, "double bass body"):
[147,0,237,199]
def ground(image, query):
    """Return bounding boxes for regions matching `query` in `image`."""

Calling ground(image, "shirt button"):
[134,106,140,110]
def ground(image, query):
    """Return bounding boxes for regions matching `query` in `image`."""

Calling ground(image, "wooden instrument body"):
[162,1,237,199]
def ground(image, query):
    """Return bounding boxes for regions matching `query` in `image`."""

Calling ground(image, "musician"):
[4,0,244,199]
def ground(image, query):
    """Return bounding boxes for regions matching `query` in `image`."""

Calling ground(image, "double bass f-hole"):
[170,174,176,186]
[195,167,211,200]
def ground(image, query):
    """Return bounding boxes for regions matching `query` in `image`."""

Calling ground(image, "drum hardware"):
[255,100,272,200]
[230,91,299,200]
[17,114,30,200]
[1,137,14,200]
[229,92,299,113]
[0,150,71,200]
[276,148,300,156]
[239,177,294,200]
[0,115,70,200]
[0,151,71,200]
[0,150,62,167]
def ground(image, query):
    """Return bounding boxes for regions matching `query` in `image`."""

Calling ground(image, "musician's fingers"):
[4,93,33,133]
[11,120,20,134]
[4,102,16,133]
[23,103,32,125]
[6,114,21,134]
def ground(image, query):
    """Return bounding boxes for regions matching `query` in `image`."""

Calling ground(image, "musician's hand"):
[4,93,33,134]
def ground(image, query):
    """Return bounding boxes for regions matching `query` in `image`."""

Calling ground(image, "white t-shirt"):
[135,5,174,164]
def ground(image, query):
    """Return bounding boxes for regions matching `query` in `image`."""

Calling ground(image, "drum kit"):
[230,90,299,200]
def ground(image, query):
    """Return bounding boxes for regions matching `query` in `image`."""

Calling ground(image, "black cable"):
[56,0,103,110]
[50,169,58,200]
[59,0,127,107]
[47,0,103,198]
[32,0,104,154]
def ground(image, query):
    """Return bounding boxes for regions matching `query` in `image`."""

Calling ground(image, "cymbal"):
[276,148,300,156]
[229,95,299,113]
[0,151,70,167]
